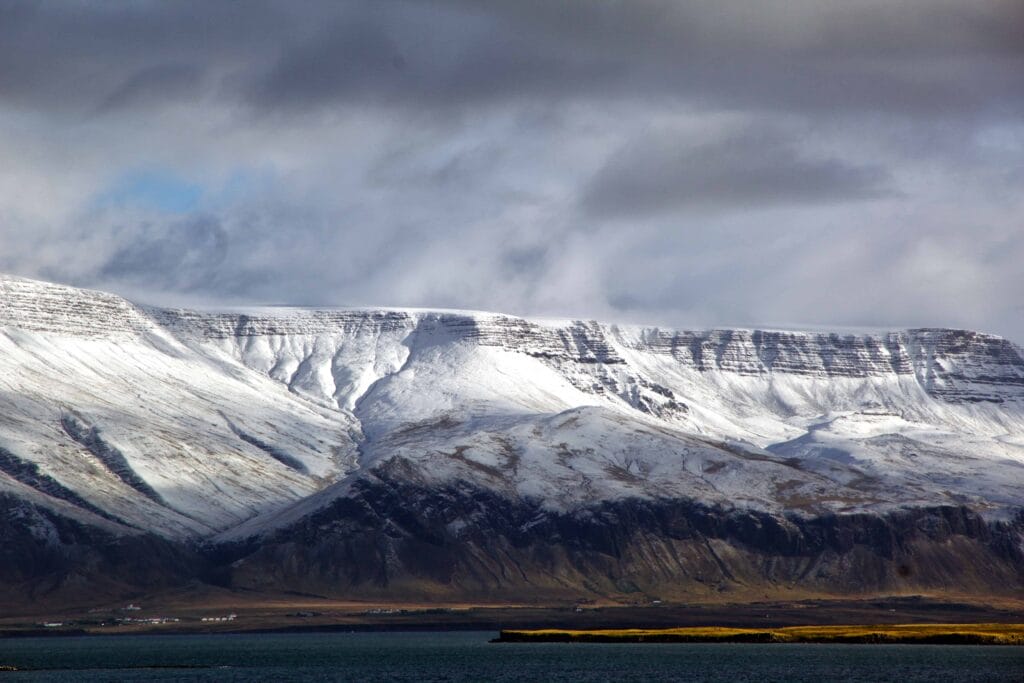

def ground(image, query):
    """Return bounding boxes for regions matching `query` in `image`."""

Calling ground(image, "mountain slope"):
[1,273,1022,604]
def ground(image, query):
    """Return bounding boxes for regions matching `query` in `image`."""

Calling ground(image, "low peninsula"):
[494,624,1024,645]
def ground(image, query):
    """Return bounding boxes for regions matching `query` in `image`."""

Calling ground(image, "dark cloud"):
[583,128,893,216]
[99,216,229,292]
[239,1,1024,119]
[0,1,1019,119]
[95,64,203,113]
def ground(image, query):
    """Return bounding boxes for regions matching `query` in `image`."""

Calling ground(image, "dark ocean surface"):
[0,631,1021,682]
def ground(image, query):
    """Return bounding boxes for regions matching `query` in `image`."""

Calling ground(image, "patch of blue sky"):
[93,168,203,214]
[91,167,274,214]
[214,167,275,205]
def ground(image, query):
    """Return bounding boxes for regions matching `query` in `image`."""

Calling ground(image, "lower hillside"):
[218,475,1024,603]
[0,494,208,608]
[4,476,1022,611]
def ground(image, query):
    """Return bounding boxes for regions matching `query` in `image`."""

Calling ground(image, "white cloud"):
[1,1,1022,342]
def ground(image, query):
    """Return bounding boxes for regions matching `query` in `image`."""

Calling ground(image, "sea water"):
[0,631,1021,682]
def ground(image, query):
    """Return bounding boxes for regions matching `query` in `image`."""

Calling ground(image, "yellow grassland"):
[498,623,1024,645]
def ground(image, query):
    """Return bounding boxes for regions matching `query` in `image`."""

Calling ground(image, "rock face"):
[620,326,1024,403]
[223,474,1024,602]
[1,272,1023,605]
[154,308,1024,405]
[0,275,155,337]
[0,494,205,606]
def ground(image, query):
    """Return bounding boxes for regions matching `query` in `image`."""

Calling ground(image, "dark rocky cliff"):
[2,472,1021,607]
[0,494,207,607]
[219,469,1024,603]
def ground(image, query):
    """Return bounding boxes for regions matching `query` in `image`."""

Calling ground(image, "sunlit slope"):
[0,276,359,538]
[2,273,1024,543]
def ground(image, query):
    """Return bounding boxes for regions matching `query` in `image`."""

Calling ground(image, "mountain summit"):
[1,273,1022,605]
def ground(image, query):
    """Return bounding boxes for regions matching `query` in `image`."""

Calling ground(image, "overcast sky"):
[2,1,1022,339]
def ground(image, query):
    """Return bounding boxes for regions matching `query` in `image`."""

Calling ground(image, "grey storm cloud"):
[583,128,893,216]
[0,1,1020,117]
[95,64,204,114]
[99,216,229,291]
[0,0,1022,342]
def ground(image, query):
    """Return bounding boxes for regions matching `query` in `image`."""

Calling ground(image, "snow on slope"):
[0,276,359,538]
[2,273,1024,541]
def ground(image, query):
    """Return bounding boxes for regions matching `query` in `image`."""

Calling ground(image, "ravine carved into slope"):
[0,446,127,525]
[59,413,167,506]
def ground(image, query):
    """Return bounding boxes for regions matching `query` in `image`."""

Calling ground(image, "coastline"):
[2,594,1023,640]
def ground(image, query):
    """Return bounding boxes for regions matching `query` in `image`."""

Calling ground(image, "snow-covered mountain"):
[2,273,1023,603]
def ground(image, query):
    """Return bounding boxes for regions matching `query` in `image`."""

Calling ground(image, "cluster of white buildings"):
[115,616,180,625]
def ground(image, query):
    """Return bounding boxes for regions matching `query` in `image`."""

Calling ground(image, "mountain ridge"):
[1,273,1022,606]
